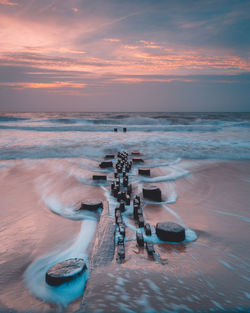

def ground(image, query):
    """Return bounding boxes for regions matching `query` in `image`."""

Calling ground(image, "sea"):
[0,112,250,161]
[0,112,250,313]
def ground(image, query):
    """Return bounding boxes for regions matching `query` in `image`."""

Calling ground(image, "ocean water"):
[0,112,250,313]
[0,112,249,161]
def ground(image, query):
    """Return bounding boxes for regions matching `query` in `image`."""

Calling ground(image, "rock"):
[93,175,107,181]
[46,258,87,286]
[105,154,115,159]
[156,222,185,242]
[80,200,103,211]
[132,158,144,164]
[143,185,162,202]
[138,168,150,176]
[144,223,152,236]
[136,231,144,247]
[99,161,113,168]
[146,241,155,256]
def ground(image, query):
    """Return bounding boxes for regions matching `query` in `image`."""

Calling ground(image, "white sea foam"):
[24,219,96,308]
[44,195,101,221]
[139,166,189,183]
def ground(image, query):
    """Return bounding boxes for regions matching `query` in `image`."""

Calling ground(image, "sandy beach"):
[0,157,249,313]
[78,159,250,313]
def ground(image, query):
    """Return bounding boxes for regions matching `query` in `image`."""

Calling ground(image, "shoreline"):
[0,158,249,312]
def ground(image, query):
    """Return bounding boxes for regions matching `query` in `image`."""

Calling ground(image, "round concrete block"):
[131,151,141,156]
[93,175,107,181]
[156,222,185,242]
[80,200,103,211]
[105,154,115,159]
[46,258,87,286]
[138,168,150,176]
[143,185,162,202]
[99,161,113,168]
[132,158,144,164]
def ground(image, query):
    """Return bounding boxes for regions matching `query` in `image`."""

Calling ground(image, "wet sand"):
[0,158,104,313]
[79,160,250,313]
[0,159,250,313]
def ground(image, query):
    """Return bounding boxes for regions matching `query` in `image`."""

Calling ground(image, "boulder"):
[143,185,162,202]
[138,168,150,176]
[46,258,87,286]
[156,222,185,242]
[80,200,103,211]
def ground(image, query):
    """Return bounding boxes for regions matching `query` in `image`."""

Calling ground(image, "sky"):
[0,0,249,112]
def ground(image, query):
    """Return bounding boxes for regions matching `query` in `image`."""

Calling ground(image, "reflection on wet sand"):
[1,157,250,313]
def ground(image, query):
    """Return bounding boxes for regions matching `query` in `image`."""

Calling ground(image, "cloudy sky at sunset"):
[0,0,249,111]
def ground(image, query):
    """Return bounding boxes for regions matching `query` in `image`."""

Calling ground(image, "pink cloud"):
[0,0,18,6]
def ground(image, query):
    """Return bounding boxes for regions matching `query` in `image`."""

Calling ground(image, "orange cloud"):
[0,0,18,6]
[104,38,121,42]
[0,81,86,89]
